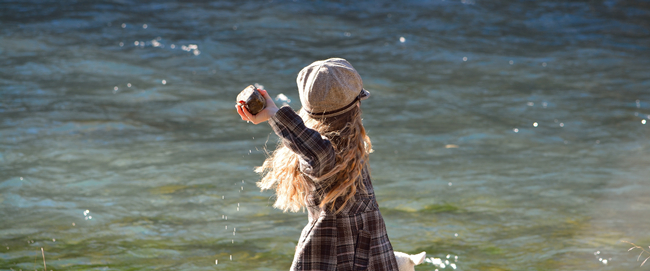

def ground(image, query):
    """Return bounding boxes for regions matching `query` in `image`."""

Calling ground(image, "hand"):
[236,89,279,124]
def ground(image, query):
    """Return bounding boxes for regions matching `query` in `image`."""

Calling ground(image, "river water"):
[1,1,649,270]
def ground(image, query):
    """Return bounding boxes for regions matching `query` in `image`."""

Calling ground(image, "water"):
[1,0,649,270]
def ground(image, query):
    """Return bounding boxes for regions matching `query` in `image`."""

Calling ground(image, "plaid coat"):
[269,107,399,271]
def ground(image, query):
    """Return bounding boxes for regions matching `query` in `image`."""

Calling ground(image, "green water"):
[1,1,649,270]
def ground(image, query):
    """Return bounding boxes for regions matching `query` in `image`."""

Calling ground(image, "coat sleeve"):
[268,106,336,180]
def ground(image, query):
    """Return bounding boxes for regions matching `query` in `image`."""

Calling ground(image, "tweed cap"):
[297,58,369,118]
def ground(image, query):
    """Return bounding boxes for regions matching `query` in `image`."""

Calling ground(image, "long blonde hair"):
[256,106,372,213]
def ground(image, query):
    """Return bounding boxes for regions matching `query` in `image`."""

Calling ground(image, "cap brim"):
[360,88,370,100]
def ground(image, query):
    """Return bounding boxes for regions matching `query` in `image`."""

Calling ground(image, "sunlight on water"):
[1,0,649,270]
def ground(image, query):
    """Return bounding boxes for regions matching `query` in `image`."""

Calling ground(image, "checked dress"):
[268,106,399,271]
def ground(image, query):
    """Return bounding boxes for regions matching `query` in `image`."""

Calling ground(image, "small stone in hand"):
[236,85,266,115]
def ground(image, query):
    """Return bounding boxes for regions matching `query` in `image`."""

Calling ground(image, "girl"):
[236,58,398,271]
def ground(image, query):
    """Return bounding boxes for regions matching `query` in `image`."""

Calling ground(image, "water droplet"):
[344,32,351,37]
[119,42,124,47]
[462,56,467,61]
[114,86,118,91]
[602,259,608,265]
[542,62,547,67]
[142,24,148,29]
[399,37,405,43]
[19,177,23,180]
[52,239,55,242]
[513,128,519,133]
[446,254,450,259]
[171,44,176,49]
[127,83,132,87]
[225,225,227,229]
[72,222,75,226]
[222,195,225,199]
[542,102,548,108]
[233,25,238,30]
[533,122,538,127]
[595,251,600,255]
[527,102,534,106]
[448,182,452,186]
[121,23,126,28]
[134,41,139,46]
[454,233,458,237]
[642,119,646,125]
[230,255,232,260]
[509,60,513,65]
[559,123,564,127]
[162,80,166,85]
[215,260,218,265]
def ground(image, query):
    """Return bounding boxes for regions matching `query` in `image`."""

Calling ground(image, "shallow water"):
[1,0,649,270]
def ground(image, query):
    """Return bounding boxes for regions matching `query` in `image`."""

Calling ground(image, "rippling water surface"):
[1,1,649,270]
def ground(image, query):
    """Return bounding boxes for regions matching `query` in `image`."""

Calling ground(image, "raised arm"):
[268,107,336,179]
[236,89,335,180]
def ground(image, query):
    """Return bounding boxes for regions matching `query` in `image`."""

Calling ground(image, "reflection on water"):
[1,0,649,270]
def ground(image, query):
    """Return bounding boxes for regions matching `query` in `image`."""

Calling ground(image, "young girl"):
[236,58,398,271]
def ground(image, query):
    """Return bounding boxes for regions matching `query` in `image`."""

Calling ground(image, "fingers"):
[236,104,250,121]
[241,105,260,124]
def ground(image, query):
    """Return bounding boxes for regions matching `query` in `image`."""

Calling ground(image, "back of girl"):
[236,58,398,271]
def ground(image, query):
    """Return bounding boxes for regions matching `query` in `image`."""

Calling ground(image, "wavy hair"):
[256,105,372,213]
